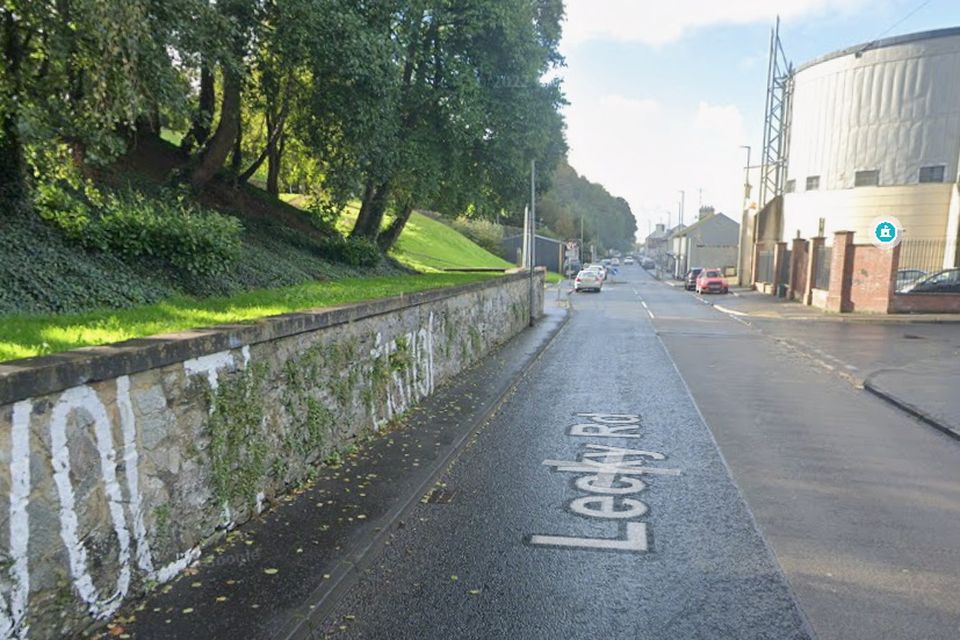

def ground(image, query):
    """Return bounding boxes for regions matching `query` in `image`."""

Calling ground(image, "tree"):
[0,0,194,216]
[314,0,567,251]
[537,160,638,253]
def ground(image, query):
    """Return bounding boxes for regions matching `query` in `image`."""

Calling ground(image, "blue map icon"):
[874,221,897,243]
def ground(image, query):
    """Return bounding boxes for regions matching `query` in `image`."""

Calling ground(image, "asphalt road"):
[638,269,960,640]
[314,271,815,640]
[124,268,959,640]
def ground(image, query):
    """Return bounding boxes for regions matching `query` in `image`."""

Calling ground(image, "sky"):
[558,0,960,240]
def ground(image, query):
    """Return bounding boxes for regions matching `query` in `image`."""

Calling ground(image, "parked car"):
[642,257,655,269]
[900,268,960,293]
[684,268,703,291]
[574,269,603,292]
[895,268,927,291]
[611,257,620,266]
[624,256,635,265]
[696,268,728,294]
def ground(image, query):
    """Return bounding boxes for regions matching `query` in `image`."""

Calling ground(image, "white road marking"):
[641,301,649,309]
[647,309,655,319]
[530,522,648,552]
[531,415,681,553]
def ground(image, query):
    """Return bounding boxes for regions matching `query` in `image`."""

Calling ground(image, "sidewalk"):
[712,288,960,324]
[97,302,569,639]
[695,288,960,439]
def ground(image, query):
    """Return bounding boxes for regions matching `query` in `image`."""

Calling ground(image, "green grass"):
[0,273,497,362]
[280,197,513,272]
[390,212,513,272]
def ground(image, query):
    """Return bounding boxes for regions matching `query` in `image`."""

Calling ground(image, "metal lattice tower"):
[759,17,793,208]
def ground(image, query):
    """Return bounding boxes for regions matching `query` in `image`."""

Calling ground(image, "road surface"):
[315,267,960,640]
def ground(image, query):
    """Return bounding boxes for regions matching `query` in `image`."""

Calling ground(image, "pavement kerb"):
[277,306,570,640]
[862,373,960,442]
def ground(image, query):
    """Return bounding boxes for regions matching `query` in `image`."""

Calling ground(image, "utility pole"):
[678,190,685,227]
[740,145,752,200]
[528,159,536,327]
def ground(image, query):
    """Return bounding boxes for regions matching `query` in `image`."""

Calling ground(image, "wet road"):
[642,272,960,640]
[315,271,814,639]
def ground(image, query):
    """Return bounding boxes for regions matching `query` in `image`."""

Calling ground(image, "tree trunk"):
[230,110,242,173]
[266,130,283,195]
[351,179,390,240]
[0,9,28,217]
[183,61,215,153]
[189,66,241,190]
[377,202,414,252]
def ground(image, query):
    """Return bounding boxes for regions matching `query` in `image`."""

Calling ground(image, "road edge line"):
[278,309,571,640]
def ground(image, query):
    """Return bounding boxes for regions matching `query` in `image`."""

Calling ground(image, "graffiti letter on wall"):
[0,401,31,639]
[49,386,132,619]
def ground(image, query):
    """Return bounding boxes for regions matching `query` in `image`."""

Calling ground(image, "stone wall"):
[0,271,543,639]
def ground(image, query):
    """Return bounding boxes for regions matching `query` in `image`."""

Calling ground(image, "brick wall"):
[847,243,898,313]
[892,293,960,313]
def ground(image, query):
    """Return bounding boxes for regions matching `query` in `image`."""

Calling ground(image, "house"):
[668,208,740,278]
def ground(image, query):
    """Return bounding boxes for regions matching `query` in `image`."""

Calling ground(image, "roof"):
[796,26,960,73]
[670,213,735,238]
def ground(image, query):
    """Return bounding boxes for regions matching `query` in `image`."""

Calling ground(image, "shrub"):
[39,186,244,278]
[88,191,243,277]
[318,236,382,267]
[450,216,504,254]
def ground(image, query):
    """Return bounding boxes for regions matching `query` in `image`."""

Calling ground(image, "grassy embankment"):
[0,142,525,363]
[0,273,497,362]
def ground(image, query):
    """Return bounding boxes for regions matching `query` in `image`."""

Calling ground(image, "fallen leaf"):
[215,596,228,603]
[450,575,458,582]
[182,608,194,614]
[468,589,481,595]
[263,568,279,575]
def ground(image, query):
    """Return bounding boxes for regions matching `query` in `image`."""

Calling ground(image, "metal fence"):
[778,249,792,285]
[813,245,832,290]
[899,239,948,273]
[756,250,774,283]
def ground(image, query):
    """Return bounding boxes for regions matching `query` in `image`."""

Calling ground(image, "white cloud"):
[563,0,872,47]
[564,95,749,238]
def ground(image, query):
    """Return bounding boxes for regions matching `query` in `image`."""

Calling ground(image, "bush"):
[89,191,244,277]
[450,216,504,254]
[39,184,244,278]
[318,236,382,267]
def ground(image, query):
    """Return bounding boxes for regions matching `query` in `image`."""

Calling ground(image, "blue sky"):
[559,0,960,239]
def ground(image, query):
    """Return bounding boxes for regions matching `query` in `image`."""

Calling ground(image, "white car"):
[623,257,635,265]
[574,270,603,292]
[611,257,620,266]
[584,263,607,280]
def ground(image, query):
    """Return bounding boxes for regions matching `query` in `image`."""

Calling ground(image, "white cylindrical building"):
[782,27,960,267]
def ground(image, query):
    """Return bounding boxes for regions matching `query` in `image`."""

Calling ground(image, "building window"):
[785,179,796,193]
[919,165,946,183]
[806,175,820,190]
[854,170,879,187]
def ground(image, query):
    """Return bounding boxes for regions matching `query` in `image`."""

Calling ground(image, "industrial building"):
[745,25,960,313]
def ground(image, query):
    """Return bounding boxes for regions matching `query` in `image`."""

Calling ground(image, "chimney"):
[698,206,715,220]
[655,223,665,233]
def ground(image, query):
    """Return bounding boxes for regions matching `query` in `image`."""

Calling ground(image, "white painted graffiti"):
[529,413,681,553]
[0,348,248,636]
[0,323,439,637]
[370,313,435,428]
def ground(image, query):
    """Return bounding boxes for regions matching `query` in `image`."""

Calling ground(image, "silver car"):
[574,269,603,292]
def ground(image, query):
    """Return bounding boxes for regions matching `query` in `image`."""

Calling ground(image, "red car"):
[695,268,728,294]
